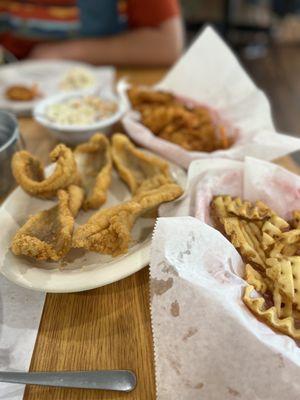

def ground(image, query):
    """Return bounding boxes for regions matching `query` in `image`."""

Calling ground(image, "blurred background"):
[180,0,300,139]
[1,0,299,152]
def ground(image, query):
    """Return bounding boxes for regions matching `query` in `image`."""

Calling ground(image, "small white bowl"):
[33,91,127,144]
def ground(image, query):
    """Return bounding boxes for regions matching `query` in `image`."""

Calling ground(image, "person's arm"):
[29,17,184,66]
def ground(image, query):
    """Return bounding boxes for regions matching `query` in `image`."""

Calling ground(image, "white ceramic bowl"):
[33,91,128,144]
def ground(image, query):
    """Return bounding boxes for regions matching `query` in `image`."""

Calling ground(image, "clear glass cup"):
[0,111,23,197]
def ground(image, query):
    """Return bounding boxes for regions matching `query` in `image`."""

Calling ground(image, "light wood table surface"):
[9,67,300,400]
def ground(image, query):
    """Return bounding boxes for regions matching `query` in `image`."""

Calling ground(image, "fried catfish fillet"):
[11,144,78,199]
[111,133,171,195]
[133,182,183,209]
[72,182,183,256]
[72,201,142,256]
[67,184,85,217]
[74,133,112,210]
[11,185,84,261]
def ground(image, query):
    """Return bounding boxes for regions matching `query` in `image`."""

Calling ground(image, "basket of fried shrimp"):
[120,27,300,168]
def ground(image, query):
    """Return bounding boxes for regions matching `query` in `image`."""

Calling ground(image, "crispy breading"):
[111,133,171,195]
[10,132,184,262]
[74,133,112,210]
[12,144,78,199]
[140,105,200,134]
[127,86,175,107]
[11,186,83,261]
[135,174,173,196]
[73,182,183,256]
[72,201,142,256]
[67,184,85,217]
[133,183,183,211]
[127,86,233,152]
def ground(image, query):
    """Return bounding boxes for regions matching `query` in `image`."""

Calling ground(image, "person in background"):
[0,0,184,66]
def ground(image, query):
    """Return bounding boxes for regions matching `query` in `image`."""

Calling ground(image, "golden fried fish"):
[67,184,85,217]
[74,133,112,210]
[111,133,171,195]
[12,144,78,199]
[72,201,142,256]
[133,182,183,210]
[73,181,183,256]
[11,185,84,261]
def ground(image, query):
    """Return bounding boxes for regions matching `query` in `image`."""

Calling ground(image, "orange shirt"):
[0,0,180,58]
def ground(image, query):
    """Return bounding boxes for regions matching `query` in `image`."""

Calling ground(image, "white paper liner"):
[150,157,300,399]
[121,26,300,168]
[0,274,45,399]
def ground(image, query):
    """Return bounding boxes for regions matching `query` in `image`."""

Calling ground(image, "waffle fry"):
[262,216,289,238]
[288,256,300,312]
[210,195,235,233]
[244,264,268,294]
[281,229,300,245]
[266,258,294,300]
[223,217,267,269]
[227,198,272,220]
[266,258,294,318]
[290,210,300,229]
[210,195,300,340]
[243,285,300,340]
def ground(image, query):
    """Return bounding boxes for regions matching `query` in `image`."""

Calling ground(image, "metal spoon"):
[0,370,136,392]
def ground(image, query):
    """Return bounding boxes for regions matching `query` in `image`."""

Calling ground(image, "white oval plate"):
[0,60,115,115]
[0,161,186,293]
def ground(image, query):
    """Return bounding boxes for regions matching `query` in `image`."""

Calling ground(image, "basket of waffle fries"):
[149,157,300,399]
[120,27,300,169]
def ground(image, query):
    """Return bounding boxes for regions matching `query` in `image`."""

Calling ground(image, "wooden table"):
[11,67,300,400]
